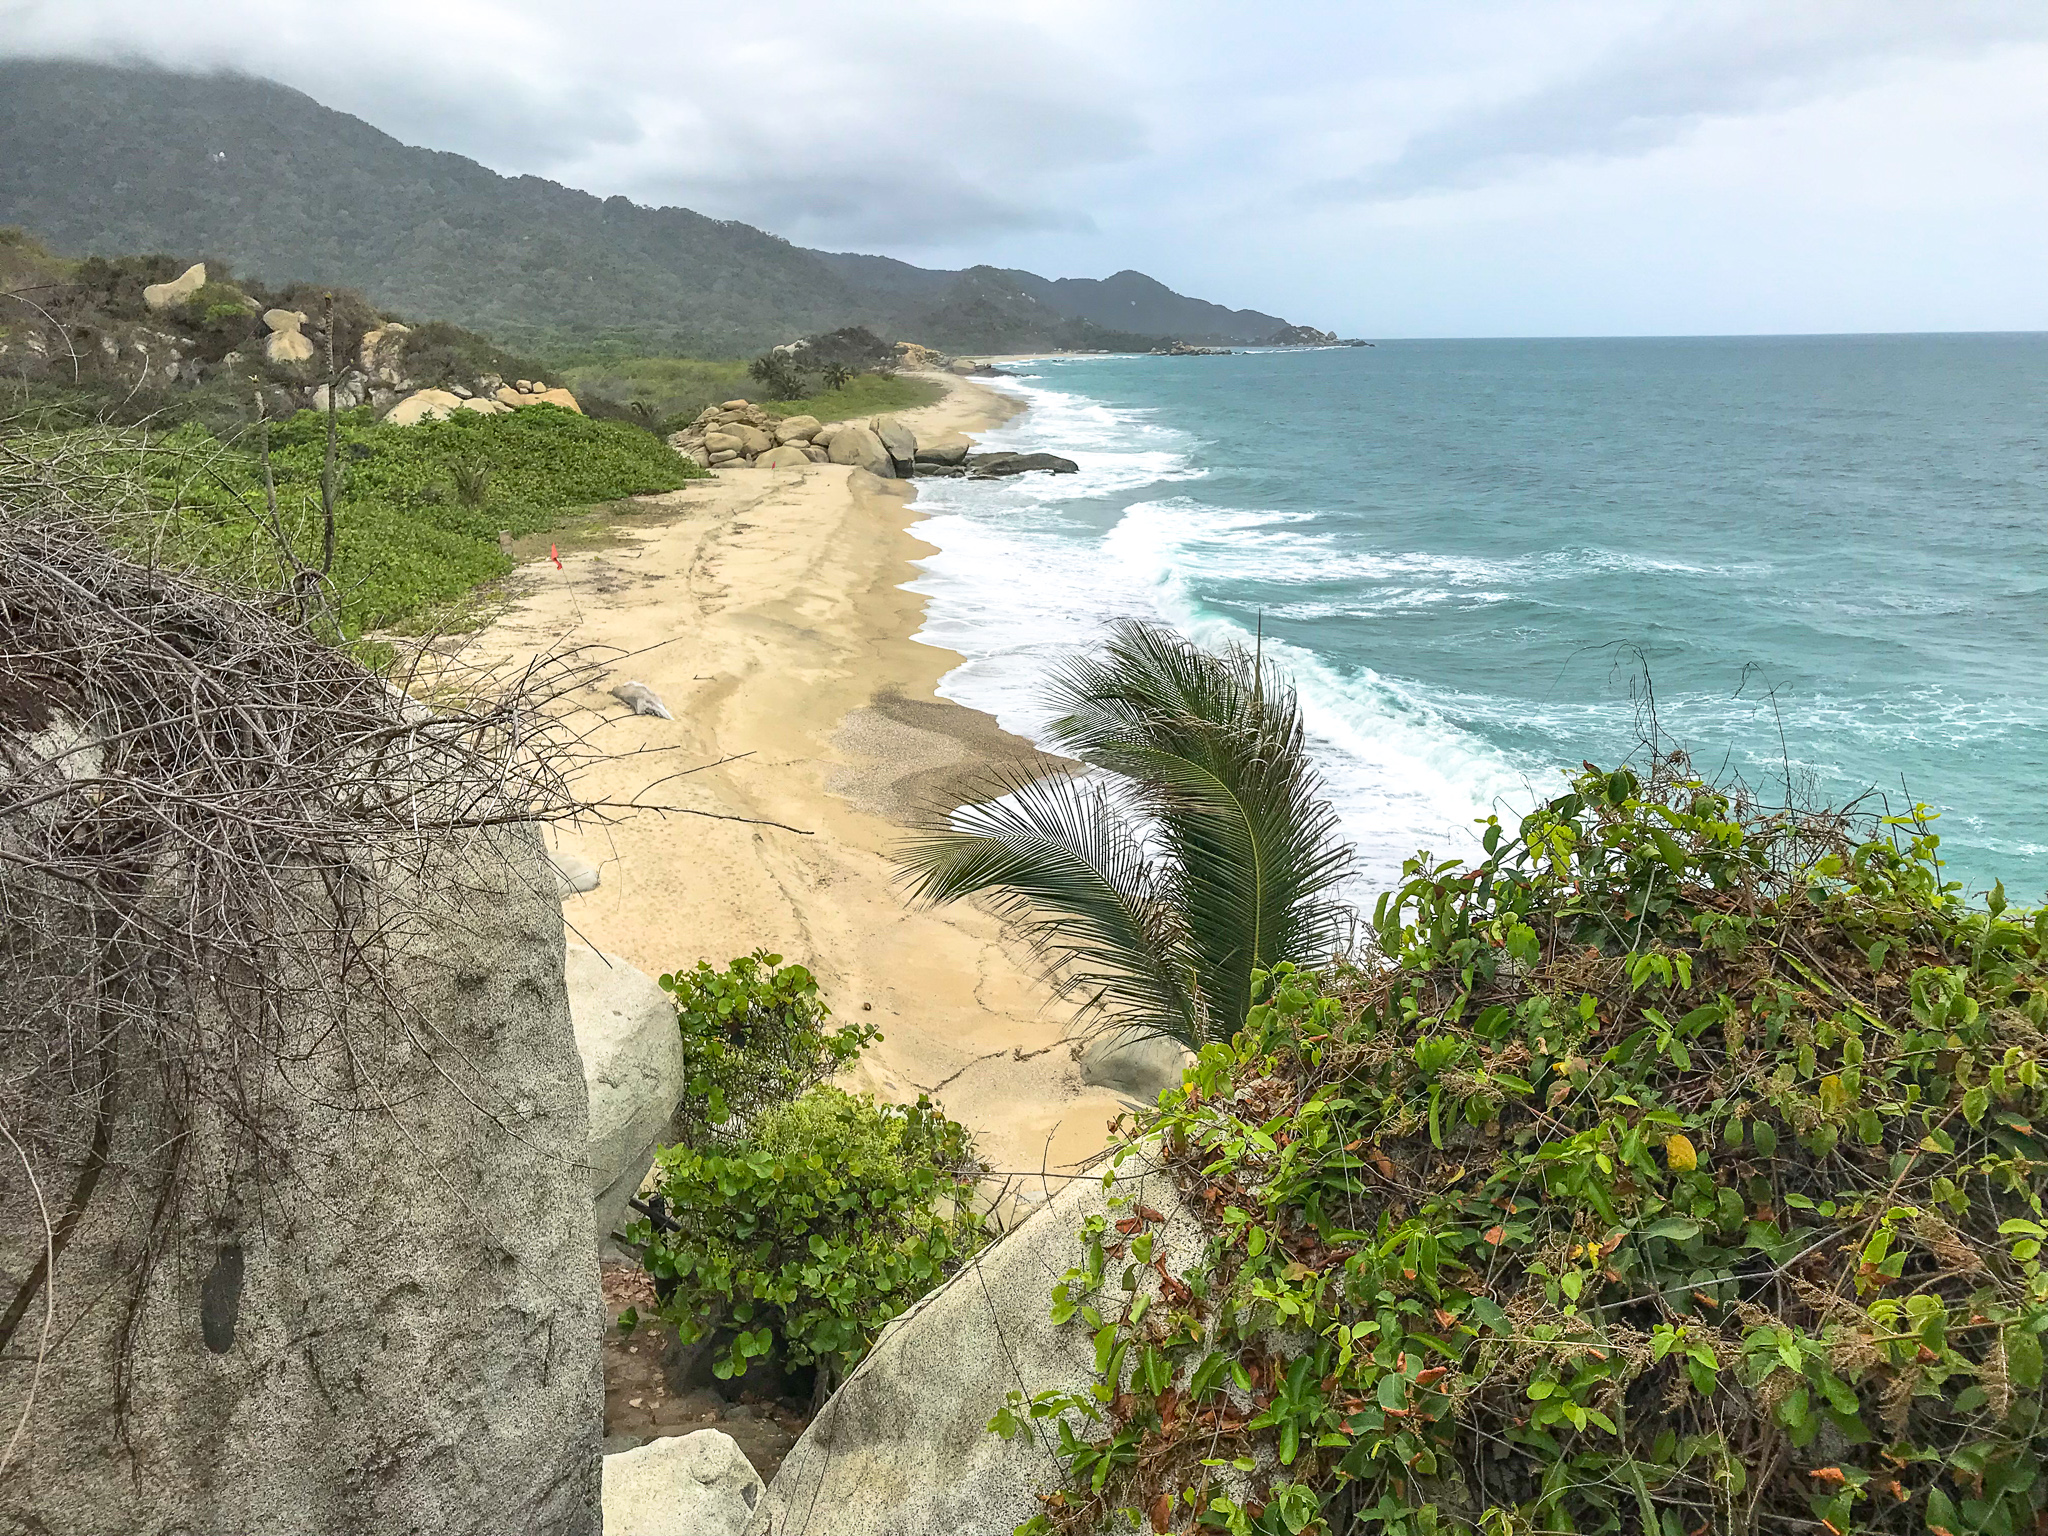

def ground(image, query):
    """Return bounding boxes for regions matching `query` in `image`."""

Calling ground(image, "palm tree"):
[897,621,1354,1047]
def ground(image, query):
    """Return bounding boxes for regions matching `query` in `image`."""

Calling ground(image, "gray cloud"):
[0,0,1142,248]
[1322,1,2048,201]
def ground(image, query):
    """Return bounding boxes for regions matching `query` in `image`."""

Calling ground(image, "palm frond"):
[896,768,1206,1044]
[1042,620,1354,1031]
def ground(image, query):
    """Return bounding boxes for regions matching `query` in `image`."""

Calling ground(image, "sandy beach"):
[463,372,1131,1179]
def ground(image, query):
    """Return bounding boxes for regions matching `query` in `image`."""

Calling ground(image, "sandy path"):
[463,374,1127,1177]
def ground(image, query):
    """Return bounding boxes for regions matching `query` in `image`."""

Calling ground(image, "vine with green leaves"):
[992,761,2048,1536]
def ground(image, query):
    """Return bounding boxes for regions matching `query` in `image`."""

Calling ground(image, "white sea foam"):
[906,372,1541,893]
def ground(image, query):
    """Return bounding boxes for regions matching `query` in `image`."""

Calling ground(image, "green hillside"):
[0,60,1298,356]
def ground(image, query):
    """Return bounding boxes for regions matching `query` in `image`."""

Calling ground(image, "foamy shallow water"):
[908,339,2048,901]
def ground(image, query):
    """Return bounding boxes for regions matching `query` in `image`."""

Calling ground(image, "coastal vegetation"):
[631,952,983,1399]
[901,620,1355,1048]
[992,760,2048,1536]
[14,404,699,636]
[569,352,942,430]
[632,1085,983,1397]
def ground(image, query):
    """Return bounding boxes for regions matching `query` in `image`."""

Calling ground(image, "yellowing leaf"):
[1664,1133,1699,1172]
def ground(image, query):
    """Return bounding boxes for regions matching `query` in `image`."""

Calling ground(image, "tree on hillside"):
[898,620,1354,1046]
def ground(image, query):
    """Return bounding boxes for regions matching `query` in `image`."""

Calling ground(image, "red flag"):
[550,544,563,570]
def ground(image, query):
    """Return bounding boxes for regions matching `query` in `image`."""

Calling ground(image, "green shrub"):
[659,950,877,1144]
[998,761,2048,1536]
[632,1085,983,1386]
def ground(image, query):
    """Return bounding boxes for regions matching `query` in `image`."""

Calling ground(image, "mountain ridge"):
[0,60,1301,355]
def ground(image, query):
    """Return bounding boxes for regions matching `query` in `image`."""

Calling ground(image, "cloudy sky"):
[5,0,2044,336]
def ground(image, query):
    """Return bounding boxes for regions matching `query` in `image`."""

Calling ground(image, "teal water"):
[906,335,2047,900]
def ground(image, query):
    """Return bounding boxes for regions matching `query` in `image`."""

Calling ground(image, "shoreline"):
[462,371,1131,1177]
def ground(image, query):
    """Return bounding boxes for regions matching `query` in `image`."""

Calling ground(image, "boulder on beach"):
[703,431,744,456]
[566,945,686,1245]
[966,451,1079,478]
[756,444,812,468]
[550,848,601,895]
[735,423,773,455]
[604,1431,763,1536]
[912,432,970,467]
[872,414,917,472]
[142,261,206,311]
[774,415,822,445]
[827,423,892,477]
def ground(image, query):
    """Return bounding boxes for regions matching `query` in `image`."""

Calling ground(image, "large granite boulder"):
[604,1432,763,1536]
[0,816,604,1536]
[755,444,812,469]
[826,423,892,477]
[871,415,916,474]
[566,945,686,1245]
[967,451,1080,478]
[734,424,773,456]
[773,415,822,445]
[1076,1025,1195,1104]
[912,432,971,467]
[747,1146,1201,1536]
[384,388,464,425]
[142,262,206,311]
[264,329,316,367]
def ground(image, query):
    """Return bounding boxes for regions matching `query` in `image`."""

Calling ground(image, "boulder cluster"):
[667,401,1077,480]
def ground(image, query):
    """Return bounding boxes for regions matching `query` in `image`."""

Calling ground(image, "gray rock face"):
[0,826,604,1536]
[567,946,686,1244]
[605,1431,764,1536]
[748,1146,1200,1536]
[827,424,892,478]
[1077,1025,1195,1104]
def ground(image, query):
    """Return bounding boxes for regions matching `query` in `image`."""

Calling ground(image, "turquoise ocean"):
[904,336,2046,900]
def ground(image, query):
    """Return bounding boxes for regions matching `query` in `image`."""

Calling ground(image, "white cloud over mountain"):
[4,0,2043,335]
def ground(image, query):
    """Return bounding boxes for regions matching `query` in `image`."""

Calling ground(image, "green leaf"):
[1643,1218,1702,1242]
[1963,1087,1989,1128]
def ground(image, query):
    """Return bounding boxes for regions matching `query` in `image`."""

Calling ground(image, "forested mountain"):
[0,60,1302,356]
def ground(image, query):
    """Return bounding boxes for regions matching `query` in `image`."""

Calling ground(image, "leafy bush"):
[660,950,877,1144]
[632,1085,983,1387]
[998,761,2048,1536]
